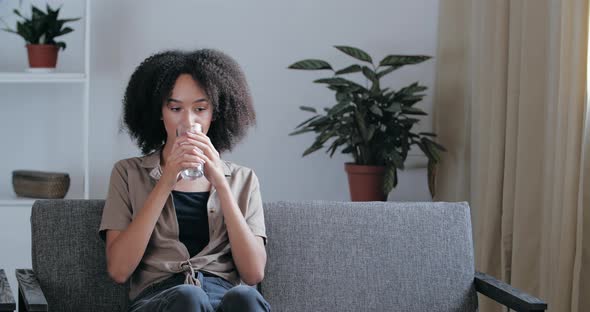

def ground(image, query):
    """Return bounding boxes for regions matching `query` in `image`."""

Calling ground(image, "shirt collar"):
[140,149,232,180]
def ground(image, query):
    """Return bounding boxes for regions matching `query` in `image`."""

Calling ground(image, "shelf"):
[0,192,85,207]
[0,72,87,83]
[0,195,35,207]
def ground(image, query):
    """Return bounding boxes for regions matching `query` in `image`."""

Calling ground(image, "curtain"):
[434,0,589,311]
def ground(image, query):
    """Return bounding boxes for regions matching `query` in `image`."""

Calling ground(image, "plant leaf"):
[327,101,351,117]
[31,5,45,21]
[367,124,376,141]
[302,143,324,157]
[13,9,27,21]
[335,64,362,75]
[314,77,367,91]
[401,106,427,115]
[295,115,320,129]
[383,165,397,195]
[317,129,337,145]
[379,55,432,67]
[308,116,330,127]
[289,128,315,136]
[427,159,437,198]
[399,117,420,126]
[341,145,354,154]
[420,139,440,162]
[313,77,350,86]
[299,105,317,113]
[423,137,447,152]
[384,102,402,113]
[1,28,18,34]
[328,138,347,157]
[288,59,333,70]
[46,3,53,15]
[334,46,373,63]
[361,66,377,83]
[369,104,383,117]
[335,92,352,103]
[57,26,73,36]
[59,18,81,23]
[377,66,397,78]
[390,149,405,169]
[16,21,33,43]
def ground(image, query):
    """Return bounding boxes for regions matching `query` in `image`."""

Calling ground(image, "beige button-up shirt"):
[98,150,267,301]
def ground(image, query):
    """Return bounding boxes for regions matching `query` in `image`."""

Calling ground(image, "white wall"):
[0,0,439,304]
[90,0,440,202]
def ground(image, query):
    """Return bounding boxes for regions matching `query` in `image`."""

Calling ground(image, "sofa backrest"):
[261,201,478,312]
[29,200,478,312]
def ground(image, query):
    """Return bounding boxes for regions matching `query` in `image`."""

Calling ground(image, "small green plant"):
[288,46,446,196]
[1,3,80,50]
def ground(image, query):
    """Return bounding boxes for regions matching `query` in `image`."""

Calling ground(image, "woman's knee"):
[166,284,211,310]
[220,285,269,311]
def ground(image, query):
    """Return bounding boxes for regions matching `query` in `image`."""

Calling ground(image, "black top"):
[171,190,210,258]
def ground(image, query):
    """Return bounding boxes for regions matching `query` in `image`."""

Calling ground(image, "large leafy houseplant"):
[288,46,446,197]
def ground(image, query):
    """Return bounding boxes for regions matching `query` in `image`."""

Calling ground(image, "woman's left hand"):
[184,131,227,188]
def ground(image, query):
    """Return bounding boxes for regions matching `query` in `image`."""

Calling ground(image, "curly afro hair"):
[122,49,256,155]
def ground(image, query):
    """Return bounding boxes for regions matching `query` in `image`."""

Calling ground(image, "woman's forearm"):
[107,180,172,284]
[216,183,267,285]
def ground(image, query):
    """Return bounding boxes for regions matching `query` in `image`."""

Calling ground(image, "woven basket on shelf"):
[12,170,70,199]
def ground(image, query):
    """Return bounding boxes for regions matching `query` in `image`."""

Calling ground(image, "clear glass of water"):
[176,123,204,180]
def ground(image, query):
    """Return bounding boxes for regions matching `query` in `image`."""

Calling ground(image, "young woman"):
[99,49,271,312]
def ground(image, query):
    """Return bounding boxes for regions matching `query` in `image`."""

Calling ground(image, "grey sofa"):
[0,200,547,311]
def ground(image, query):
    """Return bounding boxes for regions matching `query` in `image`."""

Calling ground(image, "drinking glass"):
[176,123,204,180]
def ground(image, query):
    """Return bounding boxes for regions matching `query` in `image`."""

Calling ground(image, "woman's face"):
[161,74,214,143]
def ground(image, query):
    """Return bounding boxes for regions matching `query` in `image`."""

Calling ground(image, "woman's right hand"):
[159,135,205,189]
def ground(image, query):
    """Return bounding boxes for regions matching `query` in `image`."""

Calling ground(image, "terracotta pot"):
[26,44,59,68]
[344,163,387,201]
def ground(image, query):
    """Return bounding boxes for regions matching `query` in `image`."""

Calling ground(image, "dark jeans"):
[128,271,271,312]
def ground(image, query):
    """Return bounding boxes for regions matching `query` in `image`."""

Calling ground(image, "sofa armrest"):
[0,269,16,311]
[475,271,547,311]
[15,269,48,312]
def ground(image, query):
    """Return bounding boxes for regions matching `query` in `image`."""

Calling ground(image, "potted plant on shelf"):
[288,46,446,201]
[1,3,80,71]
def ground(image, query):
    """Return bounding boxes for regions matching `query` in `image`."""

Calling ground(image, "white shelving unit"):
[0,0,91,206]
[0,2,91,308]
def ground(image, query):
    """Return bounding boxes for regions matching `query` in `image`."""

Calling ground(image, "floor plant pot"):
[26,44,59,69]
[344,163,387,201]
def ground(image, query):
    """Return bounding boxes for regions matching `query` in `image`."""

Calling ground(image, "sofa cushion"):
[261,201,478,312]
